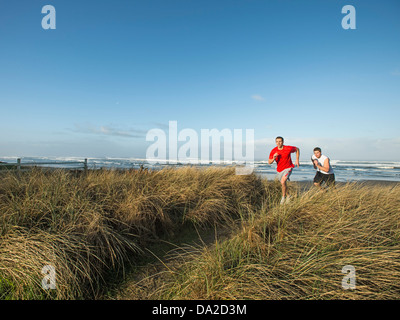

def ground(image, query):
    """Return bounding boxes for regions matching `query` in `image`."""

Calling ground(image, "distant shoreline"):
[2,159,400,186]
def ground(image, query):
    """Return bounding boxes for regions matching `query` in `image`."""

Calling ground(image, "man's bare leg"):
[314,182,326,191]
[280,176,289,204]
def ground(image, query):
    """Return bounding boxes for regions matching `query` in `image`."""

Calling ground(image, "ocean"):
[1,157,400,182]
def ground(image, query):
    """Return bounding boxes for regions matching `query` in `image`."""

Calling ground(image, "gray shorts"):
[276,167,293,182]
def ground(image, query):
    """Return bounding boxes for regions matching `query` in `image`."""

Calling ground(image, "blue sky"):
[0,0,399,161]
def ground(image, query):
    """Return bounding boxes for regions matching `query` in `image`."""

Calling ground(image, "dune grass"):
[0,166,266,299]
[149,182,400,300]
[1,167,399,300]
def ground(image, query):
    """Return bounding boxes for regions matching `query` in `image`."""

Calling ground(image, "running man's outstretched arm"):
[268,153,278,165]
[295,147,300,167]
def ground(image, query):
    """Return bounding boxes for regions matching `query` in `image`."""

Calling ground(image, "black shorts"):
[313,171,335,186]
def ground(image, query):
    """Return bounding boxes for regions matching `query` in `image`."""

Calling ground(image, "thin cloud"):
[391,69,400,76]
[150,122,170,130]
[72,123,146,138]
[251,94,265,101]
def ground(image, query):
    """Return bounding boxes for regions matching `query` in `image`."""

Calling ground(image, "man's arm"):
[268,153,278,165]
[294,147,300,167]
[311,157,317,169]
[315,157,330,173]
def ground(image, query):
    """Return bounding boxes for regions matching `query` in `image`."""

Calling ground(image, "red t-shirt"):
[269,145,297,172]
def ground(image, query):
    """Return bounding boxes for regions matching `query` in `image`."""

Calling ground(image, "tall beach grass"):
[151,182,400,300]
[0,166,266,299]
[1,166,399,300]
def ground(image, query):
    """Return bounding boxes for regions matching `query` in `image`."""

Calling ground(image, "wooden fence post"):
[17,158,21,172]
[84,158,88,174]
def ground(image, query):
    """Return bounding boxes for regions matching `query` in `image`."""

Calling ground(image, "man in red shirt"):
[268,136,300,204]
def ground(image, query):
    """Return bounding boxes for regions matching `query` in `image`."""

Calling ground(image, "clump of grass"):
[153,182,400,300]
[0,166,266,299]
